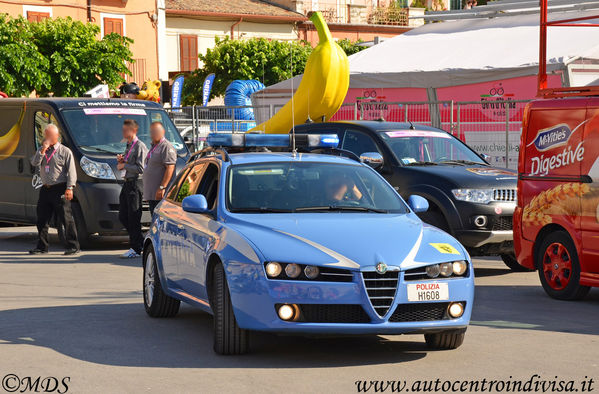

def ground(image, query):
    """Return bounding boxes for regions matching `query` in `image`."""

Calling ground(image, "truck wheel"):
[536,231,590,300]
[500,253,532,272]
[425,328,466,350]
[212,263,249,355]
[419,209,450,233]
[72,202,92,249]
[143,244,180,317]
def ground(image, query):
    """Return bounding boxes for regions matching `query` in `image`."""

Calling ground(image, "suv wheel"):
[425,328,466,350]
[500,253,532,272]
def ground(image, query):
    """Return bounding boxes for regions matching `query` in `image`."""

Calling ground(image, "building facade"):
[1,0,160,83]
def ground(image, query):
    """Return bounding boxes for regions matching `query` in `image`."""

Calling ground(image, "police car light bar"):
[206,133,340,149]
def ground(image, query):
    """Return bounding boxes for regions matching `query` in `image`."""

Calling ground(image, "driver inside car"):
[323,173,363,204]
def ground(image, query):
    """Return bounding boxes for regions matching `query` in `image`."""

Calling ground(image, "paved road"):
[0,226,597,393]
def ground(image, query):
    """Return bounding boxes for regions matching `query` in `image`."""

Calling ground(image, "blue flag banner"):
[171,75,184,112]
[202,73,216,107]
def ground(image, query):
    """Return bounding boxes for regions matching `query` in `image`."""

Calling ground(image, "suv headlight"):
[80,156,116,180]
[452,188,494,204]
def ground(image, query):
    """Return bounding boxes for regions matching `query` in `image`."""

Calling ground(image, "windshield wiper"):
[229,207,294,213]
[78,145,119,155]
[439,159,488,166]
[404,161,438,166]
[295,205,387,213]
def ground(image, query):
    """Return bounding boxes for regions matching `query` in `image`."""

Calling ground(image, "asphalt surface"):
[0,226,598,394]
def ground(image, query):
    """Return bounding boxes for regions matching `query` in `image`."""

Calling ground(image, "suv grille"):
[492,216,513,231]
[389,302,451,322]
[298,304,370,323]
[362,271,399,317]
[493,189,516,202]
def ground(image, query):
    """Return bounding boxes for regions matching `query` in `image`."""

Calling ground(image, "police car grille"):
[362,271,399,317]
[298,304,370,323]
[389,302,451,322]
[493,189,516,202]
[492,216,513,231]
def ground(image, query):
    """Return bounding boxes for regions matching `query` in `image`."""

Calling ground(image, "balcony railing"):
[305,1,414,26]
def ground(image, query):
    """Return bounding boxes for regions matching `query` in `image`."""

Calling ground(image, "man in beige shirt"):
[29,124,79,255]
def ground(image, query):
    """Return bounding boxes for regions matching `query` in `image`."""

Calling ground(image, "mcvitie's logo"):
[531,124,572,152]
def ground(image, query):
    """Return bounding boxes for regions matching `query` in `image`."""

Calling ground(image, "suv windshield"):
[227,162,409,213]
[61,108,186,155]
[379,130,485,166]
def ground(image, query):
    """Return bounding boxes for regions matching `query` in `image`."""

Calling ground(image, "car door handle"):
[17,158,23,173]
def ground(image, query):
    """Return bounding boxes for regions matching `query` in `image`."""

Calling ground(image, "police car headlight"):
[80,156,116,180]
[425,264,440,278]
[265,262,282,278]
[453,260,468,276]
[452,189,494,204]
[439,262,453,277]
[285,263,301,279]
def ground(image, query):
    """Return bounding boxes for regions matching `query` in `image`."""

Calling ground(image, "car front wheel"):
[536,231,590,300]
[212,263,249,355]
[143,244,180,317]
[424,328,466,350]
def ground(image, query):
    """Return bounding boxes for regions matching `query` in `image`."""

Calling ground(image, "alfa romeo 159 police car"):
[142,133,474,355]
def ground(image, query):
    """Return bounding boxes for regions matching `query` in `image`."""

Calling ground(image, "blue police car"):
[142,133,474,355]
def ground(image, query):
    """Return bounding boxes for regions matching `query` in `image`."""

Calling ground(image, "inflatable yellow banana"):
[0,105,24,160]
[250,12,349,134]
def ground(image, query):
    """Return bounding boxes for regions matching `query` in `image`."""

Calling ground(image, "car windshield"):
[61,108,186,155]
[227,162,409,213]
[379,130,485,166]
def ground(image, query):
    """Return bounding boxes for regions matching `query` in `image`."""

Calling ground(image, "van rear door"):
[0,103,29,222]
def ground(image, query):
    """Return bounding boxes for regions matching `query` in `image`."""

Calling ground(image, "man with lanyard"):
[116,119,148,259]
[144,122,177,216]
[29,124,79,255]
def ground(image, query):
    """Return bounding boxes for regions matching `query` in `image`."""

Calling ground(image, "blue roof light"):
[206,133,340,150]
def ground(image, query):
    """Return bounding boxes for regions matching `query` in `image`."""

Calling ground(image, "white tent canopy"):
[255,9,599,96]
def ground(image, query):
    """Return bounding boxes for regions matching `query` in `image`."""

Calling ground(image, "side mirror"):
[182,194,209,214]
[360,152,384,169]
[407,195,429,213]
[479,153,490,162]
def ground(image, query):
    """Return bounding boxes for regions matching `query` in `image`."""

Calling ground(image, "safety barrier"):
[166,99,530,169]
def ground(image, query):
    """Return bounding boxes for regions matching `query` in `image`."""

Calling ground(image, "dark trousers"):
[119,180,143,254]
[36,184,79,251]
[148,200,159,217]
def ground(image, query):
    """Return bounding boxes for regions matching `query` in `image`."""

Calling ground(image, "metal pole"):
[505,104,510,168]
[192,105,197,152]
[456,103,461,141]
[404,104,408,122]
[449,100,454,134]
[354,102,358,120]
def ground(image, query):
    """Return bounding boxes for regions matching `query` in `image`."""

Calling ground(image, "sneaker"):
[29,248,48,254]
[120,248,140,259]
[64,248,80,256]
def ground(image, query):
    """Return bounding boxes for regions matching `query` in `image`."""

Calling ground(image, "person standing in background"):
[117,119,147,259]
[144,122,177,216]
[29,124,79,255]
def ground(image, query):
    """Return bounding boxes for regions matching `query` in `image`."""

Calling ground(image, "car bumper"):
[456,229,513,248]
[76,182,151,235]
[226,264,474,334]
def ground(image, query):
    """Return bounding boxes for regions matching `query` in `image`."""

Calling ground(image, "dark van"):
[294,121,522,271]
[0,98,189,247]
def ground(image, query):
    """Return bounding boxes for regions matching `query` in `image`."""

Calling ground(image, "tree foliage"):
[182,36,365,105]
[336,39,367,56]
[0,15,133,97]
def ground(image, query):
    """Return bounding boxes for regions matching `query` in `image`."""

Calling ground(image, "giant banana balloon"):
[0,105,24,160]
[250,12,349,134]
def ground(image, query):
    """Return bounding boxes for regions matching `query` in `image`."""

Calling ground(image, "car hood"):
[226,213,467,270]
[400,164,517,189]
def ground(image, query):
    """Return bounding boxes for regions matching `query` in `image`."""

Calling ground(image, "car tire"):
[72,202,92,249]
[212,263,249,355]
[536,231,590,301]
[143,244,180,317]
[418,209,450,233]
[500,253,532,272]
[424,328,466,350]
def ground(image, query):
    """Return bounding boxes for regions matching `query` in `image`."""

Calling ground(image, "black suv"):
[293,121,524,271]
